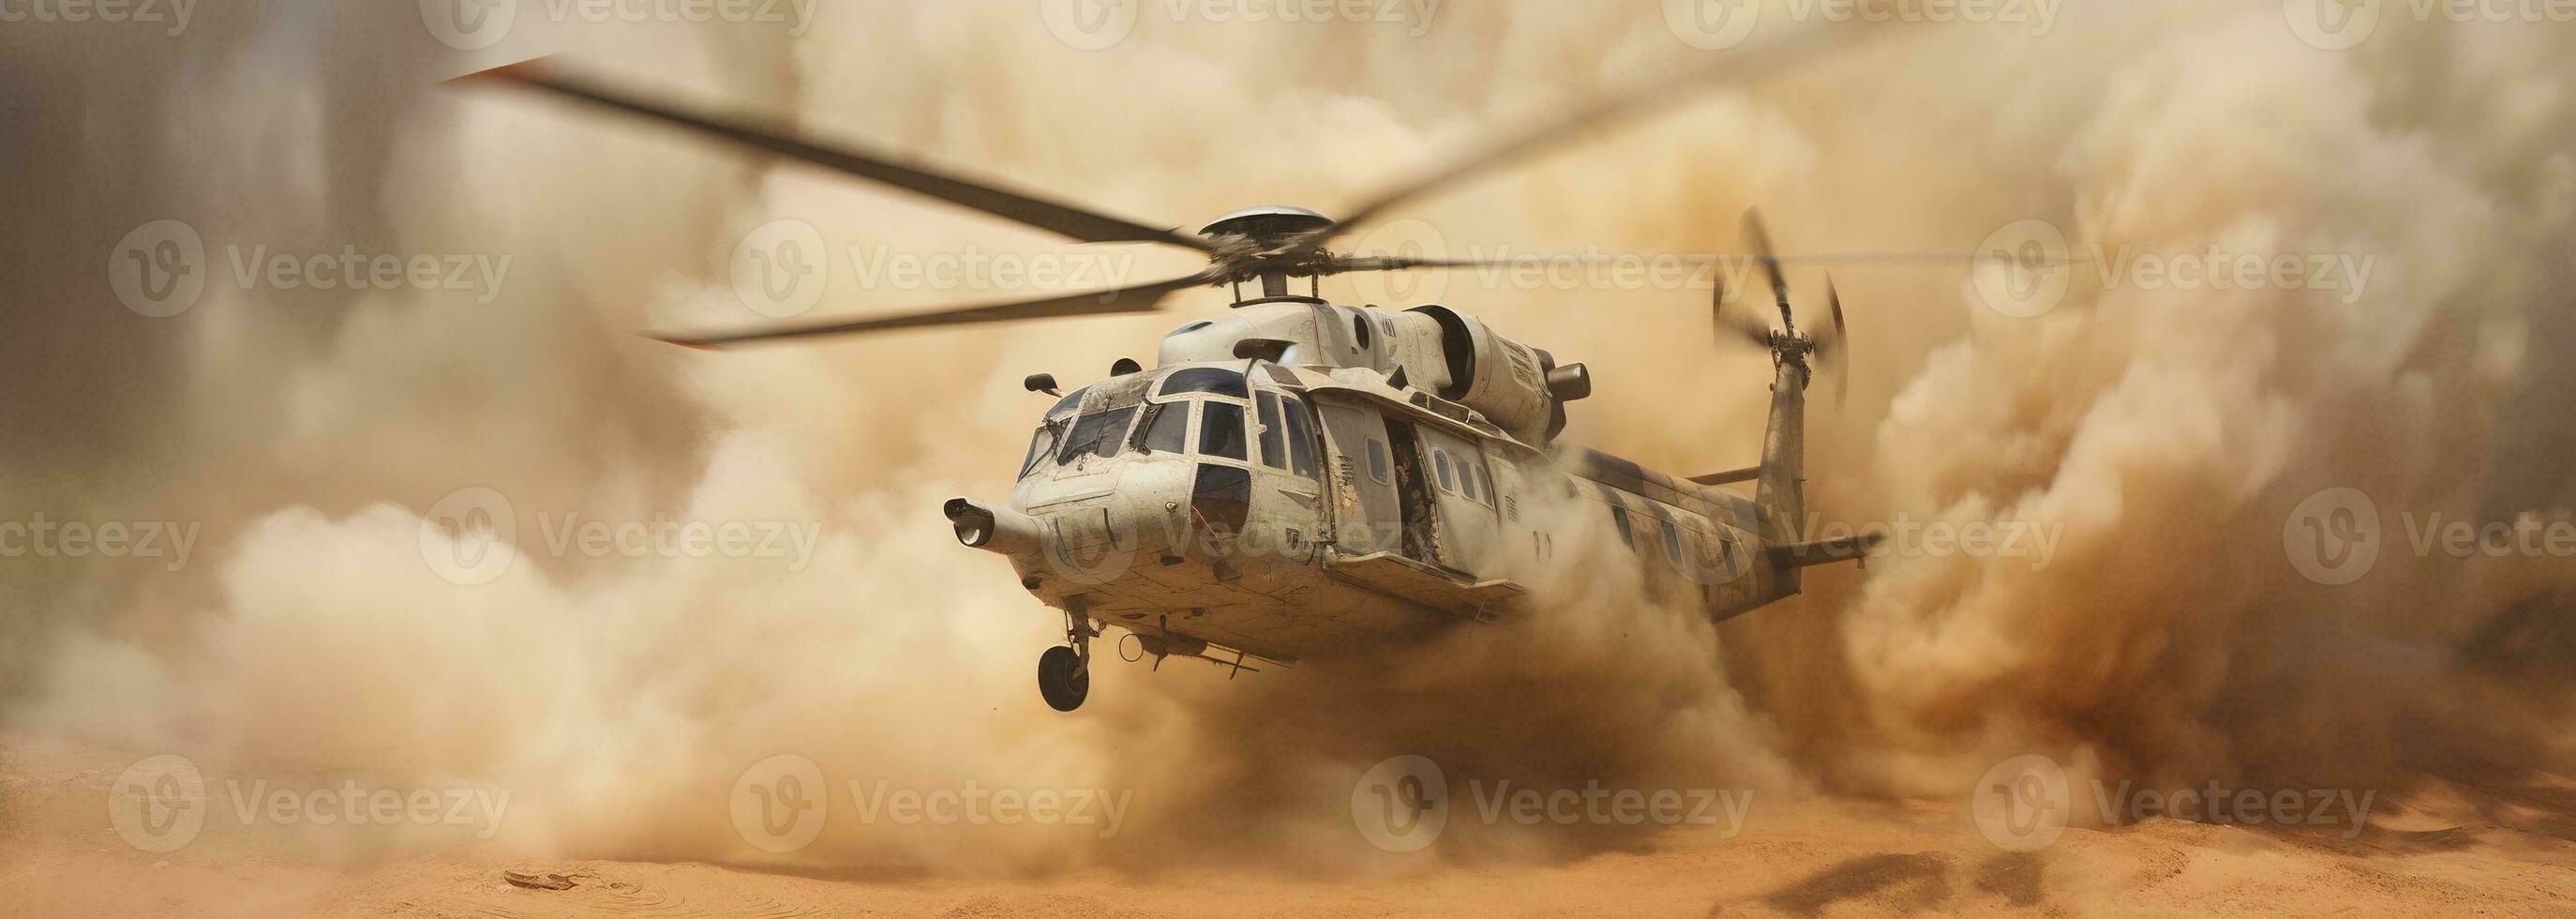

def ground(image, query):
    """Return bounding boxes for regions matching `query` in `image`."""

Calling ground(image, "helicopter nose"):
[944,497,1042,556]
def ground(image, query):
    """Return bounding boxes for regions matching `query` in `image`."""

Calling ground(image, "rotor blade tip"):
[449,58,553,86]
[640,332,722,352]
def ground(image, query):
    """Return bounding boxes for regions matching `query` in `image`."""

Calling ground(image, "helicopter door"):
[1379,417,1443,565]
[1249,387,1325,565]
[1416,428,1499,574]
[1314,401,1403,559]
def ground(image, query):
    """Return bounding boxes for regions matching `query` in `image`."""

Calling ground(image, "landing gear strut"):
[1039,608,1096,712]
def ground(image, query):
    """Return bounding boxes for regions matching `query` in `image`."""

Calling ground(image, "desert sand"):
[9,731,2574,917]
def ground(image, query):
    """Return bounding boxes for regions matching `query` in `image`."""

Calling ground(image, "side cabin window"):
[1252,391,1321,480]
[1661,519,1684,564]
[1191,464,1252,534]
[1609,503,1634,549]
[1366,438,1391,484]
[1282,397,1318,479]
[1434,450,1456,492]
[1257,393,1287,471]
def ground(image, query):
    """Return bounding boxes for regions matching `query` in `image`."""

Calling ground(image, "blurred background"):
[3,0,2574,895]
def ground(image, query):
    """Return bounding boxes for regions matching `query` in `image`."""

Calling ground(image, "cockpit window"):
[1047,386,1088,418]
[1020,424,1059,477]
[1159,368,1249,399]
[1199,401,1248,460]
[1056,406,1138,463]
[1140,402,1190,454]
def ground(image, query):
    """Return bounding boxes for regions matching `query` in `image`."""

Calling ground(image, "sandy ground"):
[7,733,2575,917]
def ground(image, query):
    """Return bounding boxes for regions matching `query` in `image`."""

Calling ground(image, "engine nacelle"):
[1408,306,1584,444]
[1150,300,1589,444]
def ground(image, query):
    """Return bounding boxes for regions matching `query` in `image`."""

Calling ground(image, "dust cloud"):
[4,0,2574,879]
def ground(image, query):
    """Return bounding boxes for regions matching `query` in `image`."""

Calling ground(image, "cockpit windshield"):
[1056,406,1138,463]
[1018,367,1268,479]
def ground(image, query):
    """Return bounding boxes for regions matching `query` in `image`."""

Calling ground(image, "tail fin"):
[1756,360,1808,583]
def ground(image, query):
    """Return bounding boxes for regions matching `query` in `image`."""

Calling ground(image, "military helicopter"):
[458,31,1939,711]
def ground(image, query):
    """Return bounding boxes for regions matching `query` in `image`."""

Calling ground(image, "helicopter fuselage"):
[944,300,1828,672]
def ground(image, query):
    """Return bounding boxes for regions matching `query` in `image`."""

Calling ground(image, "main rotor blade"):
[455,59,1214,252]
[646,271,1220,350]
[1824,279,1849,409]
[1713,275,1773,349]
[1328,250,2035,275]
[1299,23,1884,251]
[1742,208,1794,324]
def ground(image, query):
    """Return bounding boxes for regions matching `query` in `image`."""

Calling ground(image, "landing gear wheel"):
[1038,645,1090,712]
